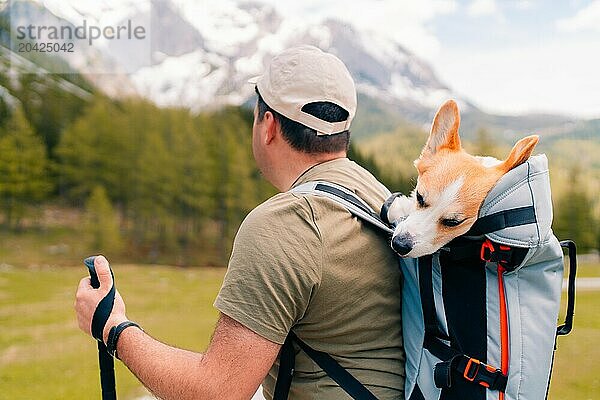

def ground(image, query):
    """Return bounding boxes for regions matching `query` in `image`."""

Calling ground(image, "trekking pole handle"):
[83,255,117,400]
[84,256,101,289]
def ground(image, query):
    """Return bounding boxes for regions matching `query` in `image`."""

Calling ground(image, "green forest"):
[0,67,597,267]
[0,67,409,265]
[0,95,271,264]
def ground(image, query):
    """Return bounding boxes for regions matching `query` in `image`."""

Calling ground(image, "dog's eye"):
[416,191,426,207]
[441,218,464,227]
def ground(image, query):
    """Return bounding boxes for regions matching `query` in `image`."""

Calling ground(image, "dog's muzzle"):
[392,233,413,256]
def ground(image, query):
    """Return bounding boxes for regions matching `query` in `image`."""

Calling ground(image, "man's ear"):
[497,135,539,172]
[421,99,461,156]
[262,111,278,145]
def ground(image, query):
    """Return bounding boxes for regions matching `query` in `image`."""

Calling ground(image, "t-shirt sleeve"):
[214,194,322,344]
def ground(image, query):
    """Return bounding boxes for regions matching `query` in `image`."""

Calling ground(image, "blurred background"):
[0,0,598,399]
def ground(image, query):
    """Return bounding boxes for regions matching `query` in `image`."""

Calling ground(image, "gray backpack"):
[278,154,576,400]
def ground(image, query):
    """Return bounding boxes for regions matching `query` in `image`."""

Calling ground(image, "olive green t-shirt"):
[214,157,404,399]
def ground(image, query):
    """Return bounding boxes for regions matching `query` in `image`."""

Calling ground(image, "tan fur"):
[414,149,506,249]
[389,99,539,257]
[422,100,462,156]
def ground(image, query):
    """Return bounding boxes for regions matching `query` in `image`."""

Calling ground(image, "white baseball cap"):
[248,45,357,136]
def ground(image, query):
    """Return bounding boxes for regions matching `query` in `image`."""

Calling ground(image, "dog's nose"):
[392,233,413,256]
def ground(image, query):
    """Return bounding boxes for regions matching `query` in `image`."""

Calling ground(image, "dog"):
[385,99,539,258]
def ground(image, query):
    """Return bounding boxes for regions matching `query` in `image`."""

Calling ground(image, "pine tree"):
[56,99,133,202]
[85,185,122,255]
[0,107,52,229]
[57,98,278,264]
[553,167,597,251]
[167,108,213,257]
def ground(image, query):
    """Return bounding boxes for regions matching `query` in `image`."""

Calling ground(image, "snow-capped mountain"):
[1,0,472,124]
[133,1,468,115]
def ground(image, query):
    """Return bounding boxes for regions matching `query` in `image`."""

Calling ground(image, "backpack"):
[274,154,577,400]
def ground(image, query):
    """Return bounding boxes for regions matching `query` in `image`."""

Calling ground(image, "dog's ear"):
[422,100,461,156]
[498,135,539,172]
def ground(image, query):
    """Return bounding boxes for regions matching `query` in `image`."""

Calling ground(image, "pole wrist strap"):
[106,321,142,359]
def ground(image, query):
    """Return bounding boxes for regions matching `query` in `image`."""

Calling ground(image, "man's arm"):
[75,256,281,400]
[117,313,280,400]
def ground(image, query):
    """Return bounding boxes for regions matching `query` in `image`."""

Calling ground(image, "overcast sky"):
[36,0,600,119]
[256,0,600,119]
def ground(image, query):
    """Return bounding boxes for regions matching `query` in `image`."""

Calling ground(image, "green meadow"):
[0,264,223,399]
[1,262,598,399]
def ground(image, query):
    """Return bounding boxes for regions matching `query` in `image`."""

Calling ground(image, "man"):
[75,45,404,399]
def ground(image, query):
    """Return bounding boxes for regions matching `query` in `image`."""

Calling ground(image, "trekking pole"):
[84,256,117,400]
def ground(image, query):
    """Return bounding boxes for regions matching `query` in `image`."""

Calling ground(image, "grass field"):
[0,264,224,399]
[1,262,599,399]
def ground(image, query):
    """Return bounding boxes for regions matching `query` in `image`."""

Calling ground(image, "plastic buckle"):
[480,239,512,265]
[480,239,495,262]
[463,356,505,389]
[463,358,481,382]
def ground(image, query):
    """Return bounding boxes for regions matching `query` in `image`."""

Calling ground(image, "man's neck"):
[274,152,346,192]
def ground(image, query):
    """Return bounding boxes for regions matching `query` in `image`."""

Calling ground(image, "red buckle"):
[480,239,512,264]
[463,358,481,381]
[480,239,495,262]
[463,357,504,388]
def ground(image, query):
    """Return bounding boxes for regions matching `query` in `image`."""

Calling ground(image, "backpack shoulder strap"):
[291,181,393,234]
[273,181,388,400]
[273,333,379,400]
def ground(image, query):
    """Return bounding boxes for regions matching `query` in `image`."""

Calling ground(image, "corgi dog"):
[386,100,539,258]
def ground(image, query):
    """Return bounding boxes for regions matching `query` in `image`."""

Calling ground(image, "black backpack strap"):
[466,206,536,236]
[273,332,379,400]
[418,253,507,393]
[273,335,296,400]
[557,240,577,336]
[546,240,578,399]
[418,255,450,341]
[290,181,393,234]
[280,181,388,399]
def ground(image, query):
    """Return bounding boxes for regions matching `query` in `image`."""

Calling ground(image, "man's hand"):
[74,256,281,399]
[75,255,128,343]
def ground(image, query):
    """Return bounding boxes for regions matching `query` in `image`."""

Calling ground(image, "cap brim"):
[247,75,261,84]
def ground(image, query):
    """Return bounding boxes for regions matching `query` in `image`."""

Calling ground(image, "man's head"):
[249,46,357,190]
[255,88,350,153]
